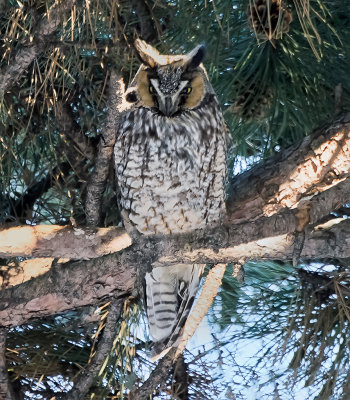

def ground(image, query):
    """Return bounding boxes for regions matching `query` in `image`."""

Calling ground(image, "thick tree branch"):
[0,250,135,328]
[85,72,126,226]
[0,0,75,94]
[0,225,132,260]
[227,113,350,224]
[3,173,350,261]
[2,218,350,328]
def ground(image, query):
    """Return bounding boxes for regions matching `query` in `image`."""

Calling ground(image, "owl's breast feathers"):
[114,94,227,236]
[114,90,227,358]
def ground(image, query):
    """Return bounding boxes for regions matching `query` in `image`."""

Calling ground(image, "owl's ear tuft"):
[185,44,206,70]
[134,39,160,68]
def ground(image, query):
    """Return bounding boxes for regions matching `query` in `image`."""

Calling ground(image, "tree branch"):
[0,0,75,94]
[2,217,350,328]
[9,162,71,222]
[0,329,17,400]
[60,299,123,400]
[131,0,158,42]
[227,113,350,224]
[174,264,226,359]
[0,225,132,260]
[129,348,177,400]
[85,72,126,226]
[3,171,350,261]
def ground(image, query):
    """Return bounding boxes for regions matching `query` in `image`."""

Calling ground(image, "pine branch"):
[0,0,75,94]
[59,299,123,400]
[9,162,71,222]
[129,348,177,400]
[2,172,350,261]
[0,329,17,400]
[131,0,158,42]
[85,72,126,226]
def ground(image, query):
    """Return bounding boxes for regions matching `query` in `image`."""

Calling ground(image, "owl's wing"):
[145,264,204,359]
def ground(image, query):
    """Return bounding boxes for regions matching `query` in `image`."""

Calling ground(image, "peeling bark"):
[0,252,136,327]
[227,113,350,224]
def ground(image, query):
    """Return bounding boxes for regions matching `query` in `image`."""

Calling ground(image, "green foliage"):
[6,312,94,398]
[207,261,350,399]
[2,0,350,222]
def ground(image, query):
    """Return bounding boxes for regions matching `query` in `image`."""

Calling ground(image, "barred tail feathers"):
[145,264,204,355]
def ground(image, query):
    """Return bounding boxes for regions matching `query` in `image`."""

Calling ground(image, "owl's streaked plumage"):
[114,39,227,357]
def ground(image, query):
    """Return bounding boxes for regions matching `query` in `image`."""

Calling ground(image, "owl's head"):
[126,39,213,117]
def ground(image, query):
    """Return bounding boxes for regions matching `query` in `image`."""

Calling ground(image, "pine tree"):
[1,0,350,399]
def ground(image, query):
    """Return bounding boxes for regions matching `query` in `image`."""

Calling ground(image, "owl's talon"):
[121,209,141,239]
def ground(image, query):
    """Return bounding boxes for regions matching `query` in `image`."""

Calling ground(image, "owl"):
[114,39,227,357]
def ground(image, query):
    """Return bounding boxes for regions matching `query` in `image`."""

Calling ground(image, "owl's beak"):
[159,96,177,117]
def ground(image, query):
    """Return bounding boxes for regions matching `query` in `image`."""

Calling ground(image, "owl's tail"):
[145,264,204,359]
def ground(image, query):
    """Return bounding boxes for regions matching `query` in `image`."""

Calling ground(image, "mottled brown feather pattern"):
[114,40,227,358]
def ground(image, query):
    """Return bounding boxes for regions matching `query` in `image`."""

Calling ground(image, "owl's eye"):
[149,85,154,93]
[181,87,192,95]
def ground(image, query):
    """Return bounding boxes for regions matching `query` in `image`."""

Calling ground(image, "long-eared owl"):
[114,39,227,357]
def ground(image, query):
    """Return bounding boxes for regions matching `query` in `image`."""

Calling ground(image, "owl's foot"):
[121,209,141,240]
